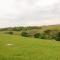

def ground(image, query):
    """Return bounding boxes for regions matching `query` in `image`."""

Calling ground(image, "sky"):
[0,0,60,28]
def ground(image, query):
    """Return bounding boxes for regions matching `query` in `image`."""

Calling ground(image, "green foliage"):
[56,32,60,41]
[34,33,41,38]
[34,33,46,39]
[0,25,60,40]
[44,30,52,35]
[5,31,13,35]
[21,32,29,37]
[40,33,46,39]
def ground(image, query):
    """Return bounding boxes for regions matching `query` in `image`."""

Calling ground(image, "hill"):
[0,24,60,41]
[0,24,60,31]
[0,24,60,60]
[0,34,60,60]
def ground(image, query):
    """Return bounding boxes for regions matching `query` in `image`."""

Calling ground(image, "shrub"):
[44,30,52,35]
[40,33,46,39]
[34,33,40,38]
[34,33,46,39]
[21,32,29,37]
[5,32,13,35]
[55,32,60,41]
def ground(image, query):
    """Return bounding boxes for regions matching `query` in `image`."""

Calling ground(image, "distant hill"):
[0,24,60,31]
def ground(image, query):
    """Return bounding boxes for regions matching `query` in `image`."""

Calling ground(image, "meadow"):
[0,32,60,60]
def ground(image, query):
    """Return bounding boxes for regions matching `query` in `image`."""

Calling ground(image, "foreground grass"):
[0,34,60,60]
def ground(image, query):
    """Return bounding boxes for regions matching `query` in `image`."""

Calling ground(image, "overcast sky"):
[0,0,60,28]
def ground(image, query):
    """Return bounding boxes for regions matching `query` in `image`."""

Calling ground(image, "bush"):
[34,33,40,38]
[5,32,13,35]
[21,32,29,37]
[55,32,60,41]
[34,33,46,39]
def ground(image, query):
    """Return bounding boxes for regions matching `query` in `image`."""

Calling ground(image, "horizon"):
[0,24,60,29]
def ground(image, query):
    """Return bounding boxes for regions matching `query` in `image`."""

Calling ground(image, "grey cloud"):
[0,0,60,28]
[16,0,60,19]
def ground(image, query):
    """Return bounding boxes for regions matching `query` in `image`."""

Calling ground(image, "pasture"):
[0,33,60,60]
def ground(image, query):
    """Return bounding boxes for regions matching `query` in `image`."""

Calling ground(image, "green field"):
[0,33,60,60]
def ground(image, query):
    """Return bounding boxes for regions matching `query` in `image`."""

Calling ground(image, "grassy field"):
[0,33,60,60]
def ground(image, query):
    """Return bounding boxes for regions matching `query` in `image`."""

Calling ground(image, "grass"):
[0,33,60,60]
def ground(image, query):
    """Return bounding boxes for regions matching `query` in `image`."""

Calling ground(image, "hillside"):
[0,34,60,60]
[0,24,60,41]
[0,24,60,60]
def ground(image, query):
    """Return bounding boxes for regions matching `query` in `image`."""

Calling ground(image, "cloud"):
[16,0,60,19]
[0,0,60,27]
[0,0,17,19]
